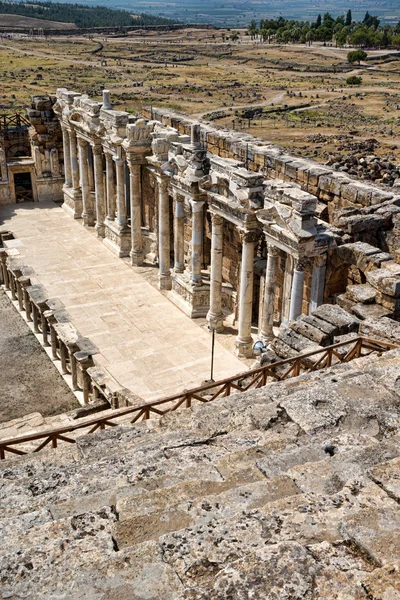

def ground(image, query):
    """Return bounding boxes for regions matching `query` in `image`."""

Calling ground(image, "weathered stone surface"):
[290,318,331,346]
[351,302,392,321]
[361,562,400,600]
[359,317,400,345]
[369,457,400,503]
[312,304,360,335]
[346,283,376,304]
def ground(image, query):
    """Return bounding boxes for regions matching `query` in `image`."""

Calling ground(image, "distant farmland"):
[0,14,76,29]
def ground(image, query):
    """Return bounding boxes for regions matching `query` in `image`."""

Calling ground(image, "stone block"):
[359,316,400,345]
[300,314,339,337]
[289,318,331,346]
[346,284,376,304]
[312,304,360,335]
[351,303,392,321]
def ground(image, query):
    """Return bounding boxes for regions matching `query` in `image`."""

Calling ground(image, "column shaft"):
[105,154,115,220]
[158,180,172,290]
[62,127,72,187]
[115,158,127,227]
[129,162,144,266]
[93,145,105,238]
[260,245,279,341]
[309,256,326,314]
[207,213,224,331]
[190,200,204,285]
[69,130,80,192]
[235,230,256,357]
[289,259,306,322]
[174,197,185,273]
[78,139,94,226]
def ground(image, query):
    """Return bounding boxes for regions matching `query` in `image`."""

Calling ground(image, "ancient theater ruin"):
[0,91,399,598]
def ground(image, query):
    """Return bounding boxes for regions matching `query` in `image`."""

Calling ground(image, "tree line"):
[0,1,178,28]
[247,11,400,48]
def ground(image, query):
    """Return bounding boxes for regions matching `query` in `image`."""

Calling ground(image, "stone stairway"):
[1,347,399,599]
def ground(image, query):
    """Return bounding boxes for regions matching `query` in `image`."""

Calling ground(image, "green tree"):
[347,49,367,65]
[346,9,352,26]
[316,14,322,28]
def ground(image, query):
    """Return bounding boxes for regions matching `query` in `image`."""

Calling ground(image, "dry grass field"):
[1,27,400,166]
[0,14,76,29]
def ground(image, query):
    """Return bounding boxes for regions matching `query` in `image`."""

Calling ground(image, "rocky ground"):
[0,288,78,424]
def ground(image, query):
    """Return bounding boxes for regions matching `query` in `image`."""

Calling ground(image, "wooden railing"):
[0,335,397,460]
[0,113,30,132]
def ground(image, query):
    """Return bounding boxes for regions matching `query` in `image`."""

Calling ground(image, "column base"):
[62,186,82,219]
[258,330,274,345]
[131,249,144,267]
[96,223,106,238]
[82,212,95,227]
[206,311,224,332]
[159,272,172,290]
[169,272,210,318]
[235,336,254,358]
[103,218,131,258]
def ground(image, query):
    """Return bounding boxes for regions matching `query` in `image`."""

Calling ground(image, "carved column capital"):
[267,244,280,258]
[240,229,259,244]
[91,144,103,157]
[77,137,88,149]
[294,257,307,271]
[210,212,223,227]
[190,199,205,213]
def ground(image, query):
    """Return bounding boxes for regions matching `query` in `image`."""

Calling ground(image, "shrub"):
[346,75,362,85]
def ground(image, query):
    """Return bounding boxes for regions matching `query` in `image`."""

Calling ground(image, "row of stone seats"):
[0,346,399,599]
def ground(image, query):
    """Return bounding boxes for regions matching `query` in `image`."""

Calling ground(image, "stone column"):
[92,145,105,238]
[69,130,80,193]
[158,178,172,290]
[61,127,72,187]
[259,244,279,342]
[87,145,95,192]
[289,258,306,322]
[105,154,115,220]
[189,199,205,286]
[309,255,327,314]
[235,230,257,357]
[207,212,224,331]
[114,157,127,228]
[78,138,94,226]
[174,195,185,273]
[281,254,294,327]
[0,148,8,182]
[128,161,144,266]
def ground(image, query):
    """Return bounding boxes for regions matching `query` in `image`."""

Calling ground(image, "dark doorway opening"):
[14,172,33,203]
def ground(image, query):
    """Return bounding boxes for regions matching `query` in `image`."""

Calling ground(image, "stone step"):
[289,317,331,346]
[345,283,377,304]
[312,304,360,336]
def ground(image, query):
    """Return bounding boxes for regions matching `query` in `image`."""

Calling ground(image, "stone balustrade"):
[0,248,127,407]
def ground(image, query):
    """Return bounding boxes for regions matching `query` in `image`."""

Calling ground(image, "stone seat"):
[0,349,399,598]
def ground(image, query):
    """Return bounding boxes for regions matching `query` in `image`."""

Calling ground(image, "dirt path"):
[0,288,78,424]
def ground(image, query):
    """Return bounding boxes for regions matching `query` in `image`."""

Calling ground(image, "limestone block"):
[375,290,400,313]
[289,318,331,346]
[351,303,392,321]
[300,314,339,337]
[346,284,376,304]
[361,563,400,600]
[359,316,400,345]
[278,328,322,354]
[369,456,400,503]
[367,268,400,297]
[312,304,360,335]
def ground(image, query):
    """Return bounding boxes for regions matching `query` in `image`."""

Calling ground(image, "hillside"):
[0,13,76,29]
[0,1,179,29]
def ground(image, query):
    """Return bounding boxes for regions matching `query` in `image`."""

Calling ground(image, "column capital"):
[240,229,259,244]
[210,212,223,227]
[294,257,307,271]
[77,137,88,148]
[113,157,125,168]
[267,244,280,258]
[91,144,103,156]
[190,199,205,213]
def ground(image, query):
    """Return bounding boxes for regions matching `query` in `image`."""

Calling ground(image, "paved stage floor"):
[0,202,246,401]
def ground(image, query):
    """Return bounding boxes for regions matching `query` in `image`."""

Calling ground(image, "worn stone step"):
[113,476,301,548]
[345,283,377,304]
[312,304,360,336]
[289,317,331,346]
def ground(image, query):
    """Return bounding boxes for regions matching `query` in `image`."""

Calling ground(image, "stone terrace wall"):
[145,108,397,219]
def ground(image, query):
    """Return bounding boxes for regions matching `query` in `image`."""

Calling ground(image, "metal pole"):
[210,327,215,382]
